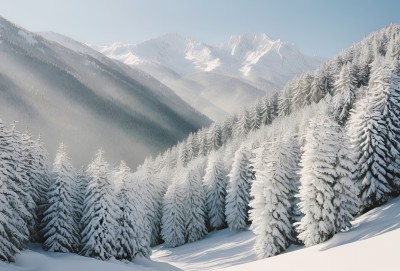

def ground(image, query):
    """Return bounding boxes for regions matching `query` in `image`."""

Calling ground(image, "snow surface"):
[2,197,399,271]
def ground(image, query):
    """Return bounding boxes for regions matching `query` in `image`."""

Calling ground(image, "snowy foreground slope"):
[2,197,399,271]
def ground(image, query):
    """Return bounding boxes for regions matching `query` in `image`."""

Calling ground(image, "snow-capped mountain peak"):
[92,32,323,121]
[218,32,277,58]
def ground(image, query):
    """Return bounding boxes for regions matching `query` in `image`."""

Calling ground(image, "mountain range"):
[0,16,210,167]
[93,33,323,121]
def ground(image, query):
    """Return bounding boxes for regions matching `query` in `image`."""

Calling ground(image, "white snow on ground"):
[1,197,399,271]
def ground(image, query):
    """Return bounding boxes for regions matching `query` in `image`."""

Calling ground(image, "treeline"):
[2,24,400,263]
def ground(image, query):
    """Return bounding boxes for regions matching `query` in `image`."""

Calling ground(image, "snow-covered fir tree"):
[9,125,36,242]
[0,121,30,250]
[0,175,20,262]
[225,145,254,231]
[42,143,79,253]
[208,123,223,151]
[114,161,149,260]
[30,135,50,242]
[249,136,295,258]
[183,161,207,243]
[203,151,228,229]
[161,176,186,247]
[128,173,152,257]
[74,167,88,232]
[333,130,359,231]
[137,158,165,246]
[296,115,345,246]
[348,59,400,211]
[333,62,359,124]
[81,149,118,260]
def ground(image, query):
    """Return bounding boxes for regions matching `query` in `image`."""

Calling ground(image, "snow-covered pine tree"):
[254,98,267,129]
[234,109,251,140]
[114,161,149,260]
[18,131,41,240]
[177,142,188,168]
[311,64,333,103]
[296,116,338,247]
[198,128,210,157]
[225,145,254,231]
[0,175,20,262]
[208,123,223,151]
[71,166,88,250]
[279,82,297,117]
[127,173,152,258]
[333,129,359,231]
[284,135,302,237]
[42,143,79,253]
[9,125,36,242]
[0,121,29,250]
[185,132,196,161]
[30,135,50,242]
[183,161,207,243]
[81,149,118,260]
[249,136,295,258]
[137,158,165,246]
[349,59,400,210]
[332,62,359,124]
[203,151,228,229]
[161,176,186,247]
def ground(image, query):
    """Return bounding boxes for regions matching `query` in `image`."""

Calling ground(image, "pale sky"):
[1,0,399,57]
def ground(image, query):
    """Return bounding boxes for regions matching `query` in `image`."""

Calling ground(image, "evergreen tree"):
[198,128,210,157]
[114,161,150,260]
[128,174,152,257]
[177,142,188,168]
[9,125,36,243]
[333,63,359,124]
[278,84,294,116]
[334,132,359,231]
[32,135,51,242]
[81,150,117,260]
[0,121,29,250]
[285,135,302,240]
[42,143,79,253]
[296,116,337,246]
[203,152,228,229]
[208,123,223,151]
[349,59,400,210]
[73,167,88,249]
[0,175,20,262]
[161,177,186,247]
[137,158,165,246]
[249,137,295,258]
[183,162,207,243]
[225,146,254,230]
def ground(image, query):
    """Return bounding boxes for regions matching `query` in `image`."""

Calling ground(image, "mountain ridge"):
[0,16,210,167]
[91,32,323,121]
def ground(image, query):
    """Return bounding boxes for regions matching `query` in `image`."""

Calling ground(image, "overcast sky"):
[1,0,399,57]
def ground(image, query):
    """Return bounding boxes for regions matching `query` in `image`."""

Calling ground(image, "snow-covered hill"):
[0,17,210,166]
[3,196,399,271]
[92,33,323,121]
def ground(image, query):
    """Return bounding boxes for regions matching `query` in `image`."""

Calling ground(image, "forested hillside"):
[1,24,400,265]
[0,16,210,167]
